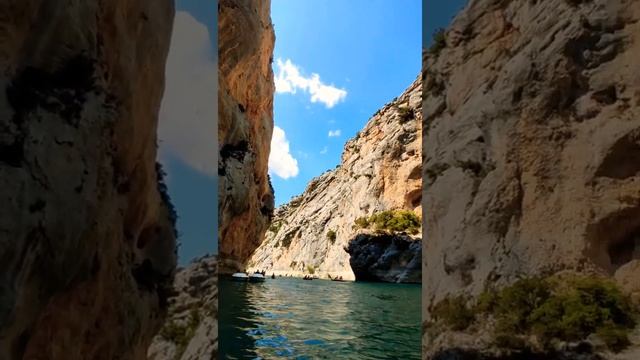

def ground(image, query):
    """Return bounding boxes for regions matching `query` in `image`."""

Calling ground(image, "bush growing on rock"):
[353,210,421,235]
[158,308,202,357]
[269,221,283,234]
[397,106,414,123]
[429,275,638,353]
[429,28,446,57]
[354,216,370,229]
[431,295,475,331]
[327,229,336,243]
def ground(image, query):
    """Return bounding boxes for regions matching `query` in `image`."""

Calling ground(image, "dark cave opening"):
[608,230,640,268]
[588,206,640,273]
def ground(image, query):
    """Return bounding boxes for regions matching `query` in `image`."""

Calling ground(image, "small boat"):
[249,272,266,282]
[331,278,346,282]
[231,272,249,282]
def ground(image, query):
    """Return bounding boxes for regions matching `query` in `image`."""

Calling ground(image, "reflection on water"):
[220,277,420,359]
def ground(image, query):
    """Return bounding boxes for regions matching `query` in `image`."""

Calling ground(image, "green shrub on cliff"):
[327,229,336,244]
[156,162,178,237]
[371,210,421,234]
[432,295,475,331]
[397,106,414,123]
[352,210,421,235]
[269,221,283,234]
[430,276,637,352]
[429,28,446,57]
[354,216,370,229]
[159,308,202,356]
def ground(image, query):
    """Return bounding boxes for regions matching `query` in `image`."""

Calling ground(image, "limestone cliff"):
[148,255,217,360]
[0,1,177,359]
[218,0,276,273]
[423,0,640,358]
[249,78,422,282]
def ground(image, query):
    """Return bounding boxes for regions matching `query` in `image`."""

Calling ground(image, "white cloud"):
[269,126,299,179]
[320,146,328,155]
[274,58,347,108]
[158,11,216,176]
[328,129,341,137]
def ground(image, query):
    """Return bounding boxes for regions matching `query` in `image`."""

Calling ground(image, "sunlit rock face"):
[249,78,422,281]
[218,0,275,273]
[148,255,218,360]
[0,0,177,359]
[422,0,640,357]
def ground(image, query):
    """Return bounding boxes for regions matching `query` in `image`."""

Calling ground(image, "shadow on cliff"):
[345,233,421,283]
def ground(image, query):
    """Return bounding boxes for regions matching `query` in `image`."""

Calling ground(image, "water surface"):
[220,276,421,359]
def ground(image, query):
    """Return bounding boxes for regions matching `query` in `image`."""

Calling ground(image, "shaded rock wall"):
[218,0,275,273]
[346,233,421,283]
[249,78,422,281]
[422,0,640,357]
[0,1,177,359]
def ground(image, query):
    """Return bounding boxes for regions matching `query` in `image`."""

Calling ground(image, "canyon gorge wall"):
[249,78,423,282]
[148,255,217,360]
[0,1,177,359]
[423,0,640,357]
[218,0,276,273]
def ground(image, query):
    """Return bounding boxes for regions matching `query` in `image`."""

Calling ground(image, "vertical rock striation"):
[218,0,276,273]
[423,0,640,357]
[249,78,422,281]
[0,1,177,359]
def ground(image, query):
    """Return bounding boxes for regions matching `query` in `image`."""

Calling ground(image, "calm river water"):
[219,276,421,359]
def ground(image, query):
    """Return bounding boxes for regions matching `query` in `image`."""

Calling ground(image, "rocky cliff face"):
[218,0,276,273]
[0,1,177,359]
[423,0,640,357]
[346,233,421,283]
[249,78,422,281]
[148,256,217,360]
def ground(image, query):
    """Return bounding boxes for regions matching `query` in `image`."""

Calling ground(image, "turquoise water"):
[219,276,421,359]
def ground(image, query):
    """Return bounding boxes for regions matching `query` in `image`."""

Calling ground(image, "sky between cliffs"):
[269,0,422,207]
[158,0,216,265]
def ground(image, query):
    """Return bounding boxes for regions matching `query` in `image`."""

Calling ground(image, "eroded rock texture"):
[423,0,640,358]
[0,1,177,359]
[249,78,422,281]
[148,255,217,360]
[346,233,421,283]
[218,0,275,273]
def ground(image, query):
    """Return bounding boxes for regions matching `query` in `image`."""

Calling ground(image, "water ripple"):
[220,277,420,359]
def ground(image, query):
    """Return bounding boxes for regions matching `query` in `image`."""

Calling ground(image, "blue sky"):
[159,0,216,265]
[269,0,422,206]
[424,1,467,48]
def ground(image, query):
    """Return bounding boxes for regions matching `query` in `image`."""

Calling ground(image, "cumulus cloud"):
[158,11,216,176]
[269,126,299,179]
[328,129,341,137]
[274,58,347,108]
